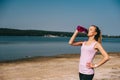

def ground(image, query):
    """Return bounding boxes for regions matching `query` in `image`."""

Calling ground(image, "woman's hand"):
[86,62,97,69]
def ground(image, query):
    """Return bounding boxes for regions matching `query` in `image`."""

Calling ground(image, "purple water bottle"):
[76,25,88,33]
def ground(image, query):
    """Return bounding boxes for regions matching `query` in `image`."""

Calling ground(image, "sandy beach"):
[0,52,120,80]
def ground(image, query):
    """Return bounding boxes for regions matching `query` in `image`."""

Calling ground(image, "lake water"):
[0,36,120,61]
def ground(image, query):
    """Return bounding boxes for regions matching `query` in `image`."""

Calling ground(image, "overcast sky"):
[0,0,120,35]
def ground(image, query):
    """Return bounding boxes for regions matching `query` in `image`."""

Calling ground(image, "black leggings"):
[79,73,94,80]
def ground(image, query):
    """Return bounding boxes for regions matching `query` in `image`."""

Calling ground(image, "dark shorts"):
[79,73,94,80]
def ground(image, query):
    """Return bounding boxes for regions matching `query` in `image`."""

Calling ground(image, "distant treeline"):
[0,28,120,38]
[0,28,87,37]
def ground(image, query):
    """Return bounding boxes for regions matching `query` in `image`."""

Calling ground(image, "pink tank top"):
[79,41,97,74]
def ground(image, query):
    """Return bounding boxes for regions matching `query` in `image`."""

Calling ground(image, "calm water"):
[0,36,120,61]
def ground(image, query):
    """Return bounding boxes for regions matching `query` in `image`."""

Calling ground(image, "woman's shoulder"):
[94,41,102,48]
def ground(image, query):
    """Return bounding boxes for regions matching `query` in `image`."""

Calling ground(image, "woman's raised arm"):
[68,30,83,46]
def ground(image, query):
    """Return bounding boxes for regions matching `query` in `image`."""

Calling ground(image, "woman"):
[69,25,110,80]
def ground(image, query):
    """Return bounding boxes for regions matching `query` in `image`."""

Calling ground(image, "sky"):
[0,0,120,35]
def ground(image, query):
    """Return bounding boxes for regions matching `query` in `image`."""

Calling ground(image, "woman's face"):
[87,26,97,37]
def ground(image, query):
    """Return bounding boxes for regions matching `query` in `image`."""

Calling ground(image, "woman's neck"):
[88,36,96,42]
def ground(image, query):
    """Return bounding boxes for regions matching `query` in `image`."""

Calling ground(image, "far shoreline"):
[0,28,120,38]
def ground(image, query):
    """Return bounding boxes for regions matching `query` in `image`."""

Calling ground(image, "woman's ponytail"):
[98,32,102,44]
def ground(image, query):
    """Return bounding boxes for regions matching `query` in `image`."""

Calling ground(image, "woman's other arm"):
[87,42,110,68]
[94,43,110,67]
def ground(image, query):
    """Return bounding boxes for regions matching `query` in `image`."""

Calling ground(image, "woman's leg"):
[79,73,94,80]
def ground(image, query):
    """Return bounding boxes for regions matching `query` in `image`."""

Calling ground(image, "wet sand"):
[0,52,120,80]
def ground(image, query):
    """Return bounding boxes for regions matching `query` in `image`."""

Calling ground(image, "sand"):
[0,52,120,80]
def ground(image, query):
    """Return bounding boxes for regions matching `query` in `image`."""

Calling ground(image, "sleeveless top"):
[79,41,97,74]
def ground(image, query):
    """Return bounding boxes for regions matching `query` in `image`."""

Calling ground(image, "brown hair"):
[91,25,102,43]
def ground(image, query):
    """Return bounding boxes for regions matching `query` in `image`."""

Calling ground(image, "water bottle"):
[76,25,88,34]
